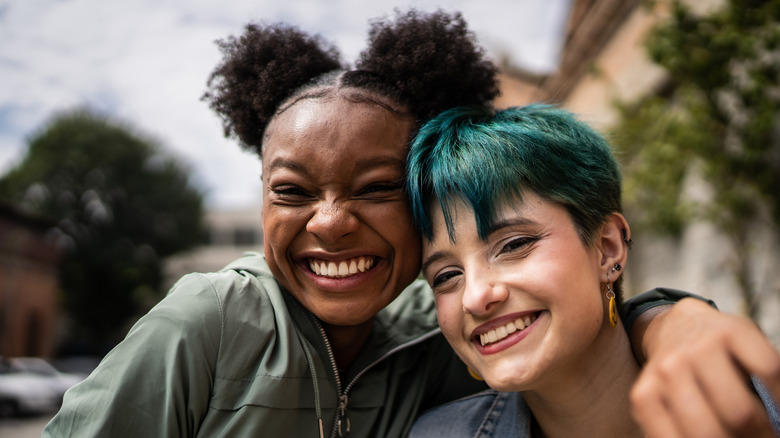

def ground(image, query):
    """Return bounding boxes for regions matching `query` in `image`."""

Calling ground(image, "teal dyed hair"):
[406,104,622,246]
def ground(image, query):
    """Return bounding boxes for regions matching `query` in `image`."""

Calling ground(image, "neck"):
[321,318,374,371]
[524,322,643,438]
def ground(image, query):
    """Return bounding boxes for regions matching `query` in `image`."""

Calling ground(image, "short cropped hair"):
[406,104,622,247]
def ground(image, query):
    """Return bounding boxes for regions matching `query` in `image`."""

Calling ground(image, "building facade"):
[496,0,780,344]
[0,202,61,358]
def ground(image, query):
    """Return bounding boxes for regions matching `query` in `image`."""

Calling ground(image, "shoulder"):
[164,252,282,317]
[116,252,284,363]
[410,390,531,438]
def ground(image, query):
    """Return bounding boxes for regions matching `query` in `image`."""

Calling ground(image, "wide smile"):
[473,312,541,347]
[308,256,377,278]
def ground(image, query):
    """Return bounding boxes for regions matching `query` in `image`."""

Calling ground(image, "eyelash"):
[272,186,310,197]
[430,235,540,290]
[358,182,402,196]
[271,181,401,199]
[498,235,540,255]
[432,270,461,289]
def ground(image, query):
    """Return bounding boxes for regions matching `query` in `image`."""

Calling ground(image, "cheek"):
[371,203,422,270]
[435,295,464,342]
[263,206,305,243]
[262,207,301,268]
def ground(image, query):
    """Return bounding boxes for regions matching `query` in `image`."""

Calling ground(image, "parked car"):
[0,357,86,417]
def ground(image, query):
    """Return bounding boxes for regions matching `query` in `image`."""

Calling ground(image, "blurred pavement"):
[0,413,52,437]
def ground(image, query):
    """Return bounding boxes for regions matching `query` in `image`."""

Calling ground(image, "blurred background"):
[0,0,778,424]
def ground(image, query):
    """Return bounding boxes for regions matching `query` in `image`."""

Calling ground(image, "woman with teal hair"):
[406,104,780,437]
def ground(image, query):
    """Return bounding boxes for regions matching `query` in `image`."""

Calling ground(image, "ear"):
[597,212,630,282]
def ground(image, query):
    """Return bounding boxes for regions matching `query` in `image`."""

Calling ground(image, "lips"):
[308,256,376,278]
[475,312,540,347]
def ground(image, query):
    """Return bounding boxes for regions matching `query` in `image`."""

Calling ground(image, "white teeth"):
[309,257,375,278]
[479,314,538,347]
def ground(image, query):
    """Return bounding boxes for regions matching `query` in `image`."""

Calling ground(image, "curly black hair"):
[202,9,500,157]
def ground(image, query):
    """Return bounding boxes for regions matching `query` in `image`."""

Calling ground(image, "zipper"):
[336,394,350,437]
[309,314,443,438]
[309,317,345,438]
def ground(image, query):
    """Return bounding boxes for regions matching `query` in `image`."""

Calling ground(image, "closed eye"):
[271,185,313,202]
[357,182,403,197]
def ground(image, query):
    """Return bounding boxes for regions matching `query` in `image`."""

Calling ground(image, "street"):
[0,413,53,437]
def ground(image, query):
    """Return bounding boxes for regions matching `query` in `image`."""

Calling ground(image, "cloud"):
[0,0,570,208]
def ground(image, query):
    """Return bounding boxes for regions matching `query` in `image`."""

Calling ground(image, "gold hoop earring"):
[605,272,618,328]
[468,367,484,381]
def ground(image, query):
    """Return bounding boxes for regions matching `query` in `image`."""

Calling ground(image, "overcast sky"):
[0,0,572,209]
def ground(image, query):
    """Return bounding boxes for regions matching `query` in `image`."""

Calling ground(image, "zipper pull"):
[337,394,350,437]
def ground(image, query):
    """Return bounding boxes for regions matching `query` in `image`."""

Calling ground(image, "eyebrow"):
[422,251,449,276]
[266,158,311,178]
[486,216,538,236]
[267,156,405,176]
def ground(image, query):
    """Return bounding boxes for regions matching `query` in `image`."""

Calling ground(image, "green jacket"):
[43,253,698,437]
[43,253,485,437]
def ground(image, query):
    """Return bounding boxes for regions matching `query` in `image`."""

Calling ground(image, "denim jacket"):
[411,382,780,437]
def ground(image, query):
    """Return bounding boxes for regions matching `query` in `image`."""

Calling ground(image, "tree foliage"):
[612,0,780,318]
[0,108,205,351]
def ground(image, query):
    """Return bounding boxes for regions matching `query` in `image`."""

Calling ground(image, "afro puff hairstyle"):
[202,9,500,158]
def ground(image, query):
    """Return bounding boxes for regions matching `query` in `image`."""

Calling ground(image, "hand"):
[630,298,780,438]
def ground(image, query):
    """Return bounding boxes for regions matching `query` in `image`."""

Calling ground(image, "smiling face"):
[422,192,614,392]
[261,94,421,327]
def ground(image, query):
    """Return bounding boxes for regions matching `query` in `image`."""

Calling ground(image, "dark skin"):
[261,96,421,371]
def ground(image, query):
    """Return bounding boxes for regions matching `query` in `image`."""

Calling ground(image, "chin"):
[481,364,535,392]
[318,304,378,327]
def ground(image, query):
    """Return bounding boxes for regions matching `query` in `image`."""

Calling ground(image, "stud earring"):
[622,228,633,250]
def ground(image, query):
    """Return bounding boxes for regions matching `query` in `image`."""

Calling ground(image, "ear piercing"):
[605,265,620,328]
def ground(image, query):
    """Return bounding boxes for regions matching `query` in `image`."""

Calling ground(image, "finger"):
[723,328,780,409]
[694,338,775,436]
[668,372,730,437]
[648,355,730,438]
[630,370,683,438]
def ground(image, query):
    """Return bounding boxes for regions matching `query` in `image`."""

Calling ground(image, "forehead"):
[262,97,414,166]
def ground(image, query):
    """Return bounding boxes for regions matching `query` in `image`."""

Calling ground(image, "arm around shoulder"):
[629,296,780,438]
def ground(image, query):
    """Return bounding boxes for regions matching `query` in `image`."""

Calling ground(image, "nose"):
[306,201,359,244]
[462,270,509,316]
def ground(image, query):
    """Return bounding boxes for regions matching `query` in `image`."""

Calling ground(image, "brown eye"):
[499,236,539,255]
[432,270,461,288]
